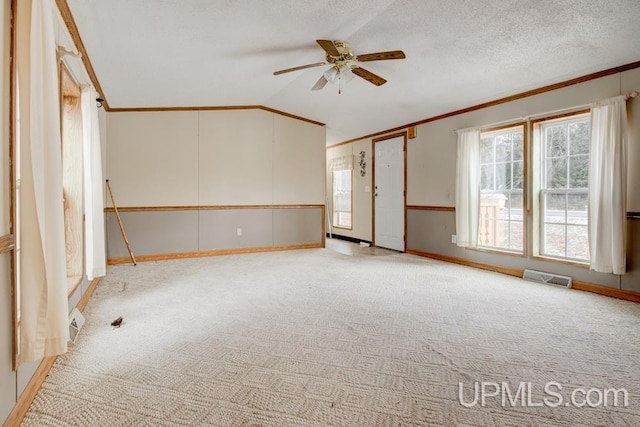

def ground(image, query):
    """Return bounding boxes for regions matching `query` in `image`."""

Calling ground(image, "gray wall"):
[406,209,636,290]
[624,219,640,292]
[106,207,324,259]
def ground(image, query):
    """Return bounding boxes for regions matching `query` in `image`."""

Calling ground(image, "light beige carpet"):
[22,245,640,426]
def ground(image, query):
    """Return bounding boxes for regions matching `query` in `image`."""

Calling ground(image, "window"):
[536,113,590,261]
[333,169,352,228]
[61,64,85,292]
[478,125,524,252]
[458,111,593,264]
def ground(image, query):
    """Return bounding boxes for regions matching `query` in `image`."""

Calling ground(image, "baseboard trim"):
[3,356,57,427]
[327,234,371,245]
[406,249,523,278]
[3,276,103,427]
[406,248,640,303]
[572,281,640,303]
[107,243,323,265]
[77,278,102,312]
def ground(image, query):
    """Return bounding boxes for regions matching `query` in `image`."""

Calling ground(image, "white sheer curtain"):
[455,129,480,248]
[81,86,106,280]
[589,96,628,274]
[17,0,69,362]
[330,155,353,225]
[330,155,354,171]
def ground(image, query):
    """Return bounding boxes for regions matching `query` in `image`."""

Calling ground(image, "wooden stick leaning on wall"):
[105,180,137,266]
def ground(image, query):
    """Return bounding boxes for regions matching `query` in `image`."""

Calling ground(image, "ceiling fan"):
[273,40,406,93]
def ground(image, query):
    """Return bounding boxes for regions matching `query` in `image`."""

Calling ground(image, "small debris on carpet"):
[111,317,123,328]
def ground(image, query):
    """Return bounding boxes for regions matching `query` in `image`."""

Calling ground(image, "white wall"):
[198,110,272,205]
[407,73,624,208]
[107,109,326,207]
[622,68,640,211]
[107,111,199,206]
[272,114,326,205]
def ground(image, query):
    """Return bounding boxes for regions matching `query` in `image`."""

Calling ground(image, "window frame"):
[332,168,353,230]
[475,122,527,256]
[531,110,591,265]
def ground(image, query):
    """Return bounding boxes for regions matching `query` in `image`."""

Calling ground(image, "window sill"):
[333,226,353,230]
[532,255,589,269]
[465,247,591,269]
[468,246,525,258]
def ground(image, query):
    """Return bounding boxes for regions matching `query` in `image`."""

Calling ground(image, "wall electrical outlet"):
[236,228,242,236]
[451,234,457,244]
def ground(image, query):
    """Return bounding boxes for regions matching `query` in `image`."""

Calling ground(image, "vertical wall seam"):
[271,113,275,245]
[197,111,200,251]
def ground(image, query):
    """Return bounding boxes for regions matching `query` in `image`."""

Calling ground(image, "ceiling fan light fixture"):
[323,65,355,85]
[323,67,339,84]
[340,66,355,83]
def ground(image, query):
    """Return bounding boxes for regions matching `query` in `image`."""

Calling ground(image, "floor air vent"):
[68,308,86,344]
[523,269,572,288]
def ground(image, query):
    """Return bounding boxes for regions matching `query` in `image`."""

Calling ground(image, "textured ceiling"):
[66,0,640,144]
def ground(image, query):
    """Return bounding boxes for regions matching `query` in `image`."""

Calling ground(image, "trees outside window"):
[537,113,590,261]
[478,125,525,253]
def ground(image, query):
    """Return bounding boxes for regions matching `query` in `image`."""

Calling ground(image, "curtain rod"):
[454,105,588,134]
[455,90,638,133]
[455,114,545,134]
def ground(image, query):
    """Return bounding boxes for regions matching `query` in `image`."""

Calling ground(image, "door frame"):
[371,131,408,251]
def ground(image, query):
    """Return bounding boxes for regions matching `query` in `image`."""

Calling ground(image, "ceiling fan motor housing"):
[326,40,354,64]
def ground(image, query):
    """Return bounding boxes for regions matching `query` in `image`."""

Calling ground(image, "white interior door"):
[374,136,405,251]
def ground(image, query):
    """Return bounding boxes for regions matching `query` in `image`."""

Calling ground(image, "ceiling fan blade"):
[351,67,387,86]
[273,62,326,76]
[316,40,340,57]
[356,50,406,62]
[312,75,328,91]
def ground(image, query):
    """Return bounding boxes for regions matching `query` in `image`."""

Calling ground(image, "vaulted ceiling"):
[66,0,640,144]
